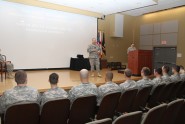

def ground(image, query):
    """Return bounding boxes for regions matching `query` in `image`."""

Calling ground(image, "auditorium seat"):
[132,86,153,112]
[116,89,138,114]
[175,100,185,124]
[40,99,70,124]
[160,99,184,124]
[96,92,121,120]
[147,84,166,108]
[112,111,142,124]
[3,102,40,124]
[168,81,182,101]
[141,104,167,124]
[85,118,112,124]
[177,81,185,98]
[158,83,175,103]
[68,95,97,124]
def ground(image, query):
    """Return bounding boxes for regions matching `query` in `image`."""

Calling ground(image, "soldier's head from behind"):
[141,67,150,78]
[124,68,132,79]
[154,68,162,77]
[172,65,180,74]
[162,65,170,74]
[49,73,59,85]
[105,71,113,82]
[92,38,96,45]
[179,65,185,74]
[15,70,27,85]
[80,69,89,83]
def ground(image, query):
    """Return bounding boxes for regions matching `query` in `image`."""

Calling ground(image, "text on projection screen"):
[0,1,97,69]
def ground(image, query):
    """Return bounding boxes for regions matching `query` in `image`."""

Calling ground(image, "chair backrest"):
[141,104,167,124]
[4,102,40,124]
[168,81,182,100]
[176,81,185,98]
[40,99,70,124]
[158,83,175,103]
[116,89,138,113]
[96,92,121,120]
[85,118,112,124]
[112,111,142,124]
[132,86,152,111]
[175,100,185,124]
[160,99,184,124]
[147,84,166,108]
[68,95,97,124]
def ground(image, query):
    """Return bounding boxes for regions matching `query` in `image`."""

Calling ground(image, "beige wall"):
[98,15,137,65]
[134,6,185,66]
[99,7,185,67]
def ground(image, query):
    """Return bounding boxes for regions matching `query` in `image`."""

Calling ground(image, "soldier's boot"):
[97,73,102,77]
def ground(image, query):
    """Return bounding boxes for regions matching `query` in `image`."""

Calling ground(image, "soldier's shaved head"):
[106,71,113,81]
[15,70,27,84]
[80,69,89,83]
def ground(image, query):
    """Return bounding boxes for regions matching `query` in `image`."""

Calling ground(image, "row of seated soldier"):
[0,65,185,119]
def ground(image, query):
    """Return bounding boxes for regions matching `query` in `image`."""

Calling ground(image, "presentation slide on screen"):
[0,1,97,69]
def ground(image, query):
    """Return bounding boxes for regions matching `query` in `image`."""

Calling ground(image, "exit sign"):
[161,40,167,45]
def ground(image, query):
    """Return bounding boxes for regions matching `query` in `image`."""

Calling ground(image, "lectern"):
[128,50,153,76]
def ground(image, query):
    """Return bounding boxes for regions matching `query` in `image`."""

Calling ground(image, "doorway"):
[153,47,176,74]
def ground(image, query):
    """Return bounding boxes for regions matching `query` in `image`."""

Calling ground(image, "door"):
[153,47,176,74]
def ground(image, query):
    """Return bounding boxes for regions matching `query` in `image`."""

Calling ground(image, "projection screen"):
[0,1,97,69]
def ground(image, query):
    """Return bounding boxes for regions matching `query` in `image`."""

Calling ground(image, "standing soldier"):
[127,43,136,54]
[87,38,101,77]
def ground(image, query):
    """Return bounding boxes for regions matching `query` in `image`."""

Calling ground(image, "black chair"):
[175,100,185,124]
[112,111,142,124]
[158,83,175,103]
[3,102,40,124]
[132,86,153,111]
[168,81,182,100]
[147,84,166,108]
[160,99,184,124]
[68,95,97,124]
[40,99,70,124]
[96,92,121,120]
[116,89,138,113]
[141,104,167,124]
[86,118,112,124]
[177,81,185,98]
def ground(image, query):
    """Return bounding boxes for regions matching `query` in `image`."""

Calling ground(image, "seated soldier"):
[41,73,68,106]
[68,69,97,103]
[136,67,153,89]
[0,49,14,78]
[0,70,40,114]
[179,65,185,81]
[170,65,181,83]
[97,71,121,105]
[162,65,172,84]
[119,68,137,93]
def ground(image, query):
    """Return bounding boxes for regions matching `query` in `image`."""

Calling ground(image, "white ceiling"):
[39,0,185,16]
[123,0,185,16]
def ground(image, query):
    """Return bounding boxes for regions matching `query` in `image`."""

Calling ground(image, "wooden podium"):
[128,50,153,76]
